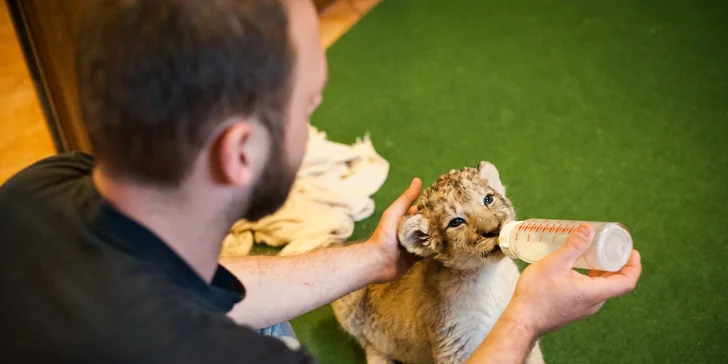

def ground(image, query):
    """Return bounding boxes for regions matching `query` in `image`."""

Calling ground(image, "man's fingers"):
[621,250,642,280]
[587,270,604,278]
[546,223,594,268]
[590,250,642,301]
[383,178,422,220]
[613,250,642,290]
[407,205,418,215]
[588,270,618,278]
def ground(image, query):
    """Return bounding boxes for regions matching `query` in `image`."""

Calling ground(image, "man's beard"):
[241,140,297,222]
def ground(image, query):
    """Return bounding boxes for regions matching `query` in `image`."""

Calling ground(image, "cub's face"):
[398,162,515,270]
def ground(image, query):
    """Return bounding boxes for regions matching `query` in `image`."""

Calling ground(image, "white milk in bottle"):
[498,219,633,272]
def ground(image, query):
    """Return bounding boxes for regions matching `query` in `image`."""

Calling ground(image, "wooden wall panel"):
[8,0,337,154]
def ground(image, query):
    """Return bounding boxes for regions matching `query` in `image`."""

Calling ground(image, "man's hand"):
[468,223,642,363]
[506,223,642,337]
[366,178,422,284]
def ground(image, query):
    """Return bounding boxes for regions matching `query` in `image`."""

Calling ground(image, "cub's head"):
[398,161,515,270]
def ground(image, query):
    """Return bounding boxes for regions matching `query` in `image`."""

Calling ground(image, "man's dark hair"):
[76,0,294,185]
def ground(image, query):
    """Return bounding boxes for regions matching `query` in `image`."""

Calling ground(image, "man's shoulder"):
[0,152,94,201]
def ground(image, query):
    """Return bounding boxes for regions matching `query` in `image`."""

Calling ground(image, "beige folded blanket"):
[220,125,389,256]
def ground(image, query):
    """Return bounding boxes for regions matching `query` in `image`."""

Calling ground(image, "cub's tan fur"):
[333,162,544,364]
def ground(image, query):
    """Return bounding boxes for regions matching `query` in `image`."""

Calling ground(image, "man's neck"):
[92,168,229,283]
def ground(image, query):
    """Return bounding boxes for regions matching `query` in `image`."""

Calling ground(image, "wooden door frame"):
[7,0,90,153]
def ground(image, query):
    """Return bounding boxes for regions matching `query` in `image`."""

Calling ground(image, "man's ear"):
[397,214,435,257]
[216,121,268,186]
[478,161,506,196]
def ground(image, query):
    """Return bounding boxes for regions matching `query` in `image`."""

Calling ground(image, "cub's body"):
[333,162,544,364]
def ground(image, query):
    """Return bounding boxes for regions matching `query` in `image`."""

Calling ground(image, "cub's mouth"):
[476,223,504,258]
[479,240,502,259]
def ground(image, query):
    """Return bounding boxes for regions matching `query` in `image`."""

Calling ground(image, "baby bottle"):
[498,219,633,272]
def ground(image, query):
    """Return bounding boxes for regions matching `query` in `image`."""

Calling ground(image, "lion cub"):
[332,162,543,364]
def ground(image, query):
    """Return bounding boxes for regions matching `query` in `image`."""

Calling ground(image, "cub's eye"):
[484,194,495,206]
[448,217,465,228]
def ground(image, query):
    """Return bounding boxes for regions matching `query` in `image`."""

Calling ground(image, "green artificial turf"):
[289,0,728,362]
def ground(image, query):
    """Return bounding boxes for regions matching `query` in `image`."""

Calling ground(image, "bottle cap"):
[596,223,633,271]
[498,220,521,259]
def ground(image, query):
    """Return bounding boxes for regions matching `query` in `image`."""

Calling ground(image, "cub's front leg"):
[364,346,396,364]
[434,337,546,364]
[433,353,463,364]
[432,335,469,364]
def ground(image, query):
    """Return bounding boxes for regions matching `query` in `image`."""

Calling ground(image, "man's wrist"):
[467,299,539,363]
[361,240,393,284]
[500,300,539,342]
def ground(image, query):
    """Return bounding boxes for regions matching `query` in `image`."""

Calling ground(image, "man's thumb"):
[552,223,594,266]
[383,178,422,220]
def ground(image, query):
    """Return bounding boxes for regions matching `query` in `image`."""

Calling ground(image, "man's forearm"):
[467,307,537,364]
[221,242,386,329]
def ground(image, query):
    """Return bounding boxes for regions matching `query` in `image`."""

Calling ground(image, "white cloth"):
[220,125,389,257]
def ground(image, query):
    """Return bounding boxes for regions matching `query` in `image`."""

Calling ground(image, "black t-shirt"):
[0,153,314,363]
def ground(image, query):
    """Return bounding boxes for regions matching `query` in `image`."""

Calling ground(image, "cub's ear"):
[478,161,506,196]
[398,214,435,257]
